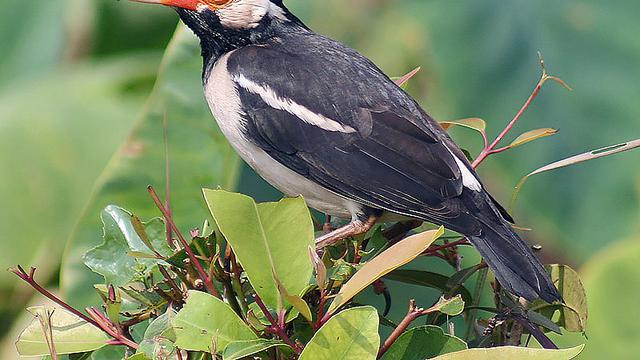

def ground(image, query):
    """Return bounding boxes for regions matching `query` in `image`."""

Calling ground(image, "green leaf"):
[16,306,110,356]
[223,339,292,360]
[299,306,380,360]
[138,336,176,360]
[430,345,585,359]
[432,295,465,316]
[439,118,487,133]
[531,265,588,332]
[550,238,640,358]
[173,290,256,353]
[384,269,472,303]
[275,276,314,323]
[327,228,444,315]
[144,307,177,341]
[61,25,243,309]
[126,354,151,360]
[84,206,166,286]
[509,128,558,149]
[380,325,467,360]
[203,190,315,310]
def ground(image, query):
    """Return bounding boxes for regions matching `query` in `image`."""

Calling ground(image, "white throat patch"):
[215,0,288,29]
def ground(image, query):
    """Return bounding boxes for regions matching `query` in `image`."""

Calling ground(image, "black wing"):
[223,33,561,303]
[226,34,482,234]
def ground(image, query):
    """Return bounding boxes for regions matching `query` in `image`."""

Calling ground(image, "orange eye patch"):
[204,0,233,7]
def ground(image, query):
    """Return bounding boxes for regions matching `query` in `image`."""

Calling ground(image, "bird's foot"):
[315,215,378,249]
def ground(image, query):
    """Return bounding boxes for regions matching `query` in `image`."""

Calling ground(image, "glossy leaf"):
[84,206,166,286]
[16,306,109,356]
[380,325,466,360]
[433,295,465,316]
[223,339,292,360]
[61,25,243,309]
[509,128,559,149]
[439,118,487,133]
[431,345,584,359]
[327,228,444,315]
[172,291,256,353]
[299,306,380,360]
[204,190,315,310]
[144,307,177,341]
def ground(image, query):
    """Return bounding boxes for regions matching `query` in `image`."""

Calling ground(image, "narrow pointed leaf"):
[512,139,640,208]
[509,128,558,148]
[204,190,314,310]
[172,291,257,353]
[385,269,473,303]
[327,227,444,315]
[380,325,466,360]
[16,306,110,356]
[299,306,380,360]
[431,345,585,359]
[393,67,421,88]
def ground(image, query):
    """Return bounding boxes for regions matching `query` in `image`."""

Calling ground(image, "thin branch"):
[378,299,445,358]
[148,185,221,298]
[422,238,470,255]
[253,294,301,354]
[11,266,100,328]
[471,66,567,168]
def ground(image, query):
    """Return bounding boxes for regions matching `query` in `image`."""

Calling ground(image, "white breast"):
[203,51,360,220]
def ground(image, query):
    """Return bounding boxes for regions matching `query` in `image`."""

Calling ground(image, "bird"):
[130,0,561,303]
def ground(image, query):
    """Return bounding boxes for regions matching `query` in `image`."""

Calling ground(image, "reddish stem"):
[148,185,221,298]
[422,239,469,255]
[314,290,328,330]
[11,266,100,328]
[377,300,442,358]
[253,294,301,354]
[472,74,548,169]
[10,266,138,350]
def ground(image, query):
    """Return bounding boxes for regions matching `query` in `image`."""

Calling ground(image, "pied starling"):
[130,0,561,303]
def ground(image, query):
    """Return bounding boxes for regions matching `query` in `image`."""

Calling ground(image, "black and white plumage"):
[133,0,561,303]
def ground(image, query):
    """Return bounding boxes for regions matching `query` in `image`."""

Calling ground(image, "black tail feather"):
[460,190,562,303]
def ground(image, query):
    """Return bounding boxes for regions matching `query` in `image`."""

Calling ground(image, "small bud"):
[194,279,205,289]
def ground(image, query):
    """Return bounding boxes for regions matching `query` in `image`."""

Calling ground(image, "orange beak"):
[128,0,204,11]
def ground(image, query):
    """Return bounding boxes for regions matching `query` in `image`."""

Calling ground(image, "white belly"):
[203,51,359,219]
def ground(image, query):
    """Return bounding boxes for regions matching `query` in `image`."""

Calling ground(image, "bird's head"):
[130,0,305,39]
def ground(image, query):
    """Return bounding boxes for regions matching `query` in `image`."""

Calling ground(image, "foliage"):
[5,2,640,359]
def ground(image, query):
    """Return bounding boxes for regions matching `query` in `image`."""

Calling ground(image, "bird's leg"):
[315,215,378,249]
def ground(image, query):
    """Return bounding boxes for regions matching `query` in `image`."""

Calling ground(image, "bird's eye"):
[205,0,233,8]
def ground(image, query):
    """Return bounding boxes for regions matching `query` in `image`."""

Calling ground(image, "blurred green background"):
[1,0,639,358]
